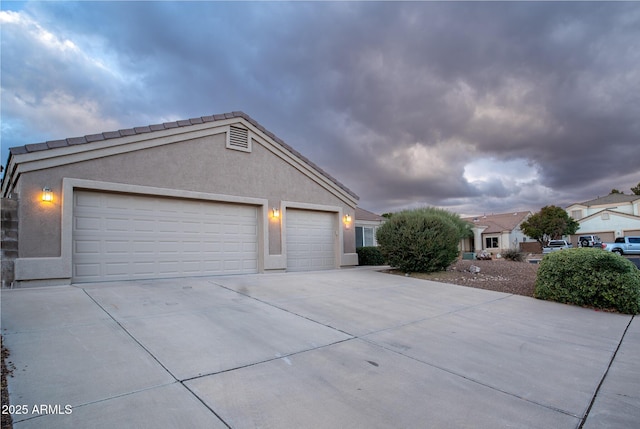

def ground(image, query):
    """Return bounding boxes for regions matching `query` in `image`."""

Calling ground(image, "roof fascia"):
[2,116,359,206]
[578,209,640,223]
[246,121,358,207]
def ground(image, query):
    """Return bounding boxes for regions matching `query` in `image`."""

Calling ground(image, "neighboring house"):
[354,207,386,248]
[1,111,359,286]
[566,194,640,244]
[460,211,533,254]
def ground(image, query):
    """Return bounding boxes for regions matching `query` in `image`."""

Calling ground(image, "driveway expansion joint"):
[578,314,635,429]
[82,288,181,382]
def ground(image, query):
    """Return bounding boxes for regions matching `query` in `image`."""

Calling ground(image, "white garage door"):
[286,209,336,272]
[73,191,258,282]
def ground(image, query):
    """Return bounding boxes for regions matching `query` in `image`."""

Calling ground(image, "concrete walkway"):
[1,268,637,428]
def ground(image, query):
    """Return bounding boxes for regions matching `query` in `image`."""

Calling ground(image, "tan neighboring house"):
[354,207,386,247]
[460,211,533,255]
[1,111,360,287]
[566,194,640,244]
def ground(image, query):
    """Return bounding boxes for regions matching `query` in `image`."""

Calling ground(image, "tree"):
[376,207,472,273]
[520,205,580,246]
[631,182,640,195]
[610,188,623,194]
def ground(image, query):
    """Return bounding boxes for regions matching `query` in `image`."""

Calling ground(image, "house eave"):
[1,112,359,206]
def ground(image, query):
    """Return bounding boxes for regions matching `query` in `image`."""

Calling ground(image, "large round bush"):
[376,207,470,273]
[534,248,640,314]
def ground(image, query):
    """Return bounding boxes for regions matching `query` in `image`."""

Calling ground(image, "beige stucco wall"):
[12,130,357,281]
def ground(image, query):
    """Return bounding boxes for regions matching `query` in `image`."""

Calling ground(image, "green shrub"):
[357,246,386,266]
[376,207,471,273]
[534,248,640,314]
[502,248,525,262]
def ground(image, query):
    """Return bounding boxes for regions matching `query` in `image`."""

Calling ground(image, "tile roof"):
[7,111,358,200]
[572,193,640,207]
[462,211,531,234]
[355,207,385,222]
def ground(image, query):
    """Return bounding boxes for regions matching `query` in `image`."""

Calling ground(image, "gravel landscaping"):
[388,257,541,297]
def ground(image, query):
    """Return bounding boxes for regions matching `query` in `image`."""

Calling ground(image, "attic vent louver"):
[226,125,251,152]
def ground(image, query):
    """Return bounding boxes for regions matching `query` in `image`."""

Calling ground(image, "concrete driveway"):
[1,268,638,428]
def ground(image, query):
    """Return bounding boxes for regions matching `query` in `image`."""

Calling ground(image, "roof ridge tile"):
[46,139,68,149]
[67,136,87,145]
[85,133,105,143]
[25,143,49,152]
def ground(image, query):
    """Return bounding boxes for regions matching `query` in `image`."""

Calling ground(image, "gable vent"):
[226,125,251,152]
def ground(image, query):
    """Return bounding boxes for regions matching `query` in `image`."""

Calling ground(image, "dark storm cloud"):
[2,1,639,214]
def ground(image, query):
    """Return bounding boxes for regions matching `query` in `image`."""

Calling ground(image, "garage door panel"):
[133,220,154,232]
[75,192,102,207]
[75,216,101,231]
[133,241,155,254]
[74,240,100,254]
[75,263,100,278]
[105,262,129,276]
[73,191,258,282]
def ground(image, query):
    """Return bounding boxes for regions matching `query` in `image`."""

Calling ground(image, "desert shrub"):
[502,248,525,262]
[357,246,386,266]
[534,248,640,314]
[376,207,471,273]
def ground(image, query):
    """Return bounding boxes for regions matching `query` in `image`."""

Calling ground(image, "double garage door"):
[73,191,259,282]
[72,192,338,282]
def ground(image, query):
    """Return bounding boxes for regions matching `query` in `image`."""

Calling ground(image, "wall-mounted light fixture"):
[271,207,280,219]
[343,214,352,224]
[42,187,53,202]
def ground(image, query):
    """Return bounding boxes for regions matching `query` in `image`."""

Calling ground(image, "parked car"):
[542,240,573,254]
[578,235,601,247]
[600,236,640,255]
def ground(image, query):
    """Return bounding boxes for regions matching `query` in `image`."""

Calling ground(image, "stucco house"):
[354,207,386,248]
[1,111,359,287]
[566,194,640,244]
[460,211,533,255]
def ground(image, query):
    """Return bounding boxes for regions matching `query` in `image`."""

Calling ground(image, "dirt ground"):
[388,257,541,297]
[1,336,13,429]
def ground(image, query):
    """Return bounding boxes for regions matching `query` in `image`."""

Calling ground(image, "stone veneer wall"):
[1,198,18,287]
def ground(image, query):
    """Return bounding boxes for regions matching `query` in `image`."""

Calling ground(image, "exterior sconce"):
[42,187,53,202]
[342,215,351,229]
[271,208,280,219]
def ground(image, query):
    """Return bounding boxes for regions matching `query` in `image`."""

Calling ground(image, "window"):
[571,210,583,219]
[356,226,376,248]
[485,237,499,248]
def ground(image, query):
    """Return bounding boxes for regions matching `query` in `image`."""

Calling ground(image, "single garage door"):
[73,191,258,282]
[286,209,336,272]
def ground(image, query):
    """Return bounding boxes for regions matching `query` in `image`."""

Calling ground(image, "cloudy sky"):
[1,1,639,216]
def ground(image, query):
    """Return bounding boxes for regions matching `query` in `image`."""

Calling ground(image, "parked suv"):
[543,240,573,254]
[578,235,601,247]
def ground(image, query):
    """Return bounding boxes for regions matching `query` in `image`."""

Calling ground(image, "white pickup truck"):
[542,240,573,254]
[600,237,640,255]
